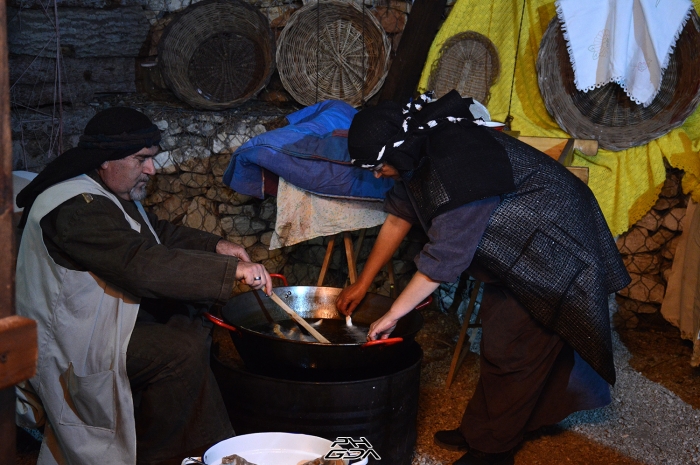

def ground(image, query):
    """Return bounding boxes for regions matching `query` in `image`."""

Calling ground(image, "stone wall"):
[614,167,688,328]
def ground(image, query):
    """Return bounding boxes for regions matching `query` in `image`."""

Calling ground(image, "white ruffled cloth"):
[270,178,387,250]
[555,0,693,107]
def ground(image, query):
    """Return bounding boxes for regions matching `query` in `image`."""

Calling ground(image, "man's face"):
[97,146,159,201]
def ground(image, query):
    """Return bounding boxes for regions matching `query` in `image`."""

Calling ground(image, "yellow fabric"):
[417,0,700,236]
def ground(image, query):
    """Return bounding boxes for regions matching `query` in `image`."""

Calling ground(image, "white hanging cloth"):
[555,0,693,107]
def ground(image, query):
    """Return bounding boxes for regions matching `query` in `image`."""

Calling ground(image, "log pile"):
[615,168,688,328]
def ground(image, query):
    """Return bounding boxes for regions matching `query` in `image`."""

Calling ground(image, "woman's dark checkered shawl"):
[472,130,630,385]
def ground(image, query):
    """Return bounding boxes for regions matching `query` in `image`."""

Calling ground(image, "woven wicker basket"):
[428,31,500,105]
[276,0,391,107]
[537,13,700,151]
[158,0,275,110]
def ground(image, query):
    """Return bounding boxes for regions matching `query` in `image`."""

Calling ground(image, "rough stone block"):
[662,235,682,260]
[156,174,183,194]
[372,6,407,33]
[653,197,681,211]
[179,155,211,174]
[622,253,661,274]
[636,209,662,232]
[661,208,686,232]
[180,172,213,188]
[617,272,665,304]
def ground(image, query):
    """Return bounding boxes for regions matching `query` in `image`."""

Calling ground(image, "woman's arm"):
[336,213,413,315]
[367,271,440,339]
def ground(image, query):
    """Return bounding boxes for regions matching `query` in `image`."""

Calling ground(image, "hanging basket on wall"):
[276,0,391,107]
[158,0,276,110]
[537,12,700,151]
[427,31,500,105]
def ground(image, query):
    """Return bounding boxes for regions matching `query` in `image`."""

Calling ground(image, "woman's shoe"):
[433,429,469,451]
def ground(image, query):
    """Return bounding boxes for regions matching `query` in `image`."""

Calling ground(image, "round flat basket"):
[276,0,391,107]
[158,0,275,110]
[537,13,700,151]
[428,31,500,105]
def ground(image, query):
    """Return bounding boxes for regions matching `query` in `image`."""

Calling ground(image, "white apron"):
[16,175,159,465]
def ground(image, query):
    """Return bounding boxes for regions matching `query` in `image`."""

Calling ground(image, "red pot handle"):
[204,312,239,333]
[270,273,288,286]
[414,295,433,310]
[362,337,403,347]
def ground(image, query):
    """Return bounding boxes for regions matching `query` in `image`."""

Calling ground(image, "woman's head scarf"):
[16,107,161,227]
[348,90,482,173]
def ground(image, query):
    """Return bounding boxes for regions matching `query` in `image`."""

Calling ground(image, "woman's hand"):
[366,271,441,340]
[336,282,369,316]
[367,310,401,340]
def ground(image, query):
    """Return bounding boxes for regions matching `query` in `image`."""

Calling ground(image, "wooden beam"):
[0,0,21,460]
[378,0,447,103]
[0,316,38,390]
[517,136,598,160]
[343,232,357,285]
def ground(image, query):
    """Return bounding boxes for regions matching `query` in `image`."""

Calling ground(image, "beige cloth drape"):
[660,198,700,367]
[270,178,387,249]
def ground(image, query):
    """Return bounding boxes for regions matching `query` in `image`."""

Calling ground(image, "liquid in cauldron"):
[250,318,369,344]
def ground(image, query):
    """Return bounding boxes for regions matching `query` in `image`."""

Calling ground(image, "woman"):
[336,91,630,465]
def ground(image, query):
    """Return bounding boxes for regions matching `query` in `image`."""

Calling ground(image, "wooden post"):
[445,280,482,388]
[343,232,357,284]
[378,0,447,103]
[1,0,39,460]
[1,0,18,459]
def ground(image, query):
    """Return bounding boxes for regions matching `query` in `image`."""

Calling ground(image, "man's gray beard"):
[129,185,147,201]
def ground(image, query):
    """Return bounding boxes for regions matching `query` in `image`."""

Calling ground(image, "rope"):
[316,0,320,103]
[361,1,366,106]
[505,0,527,130]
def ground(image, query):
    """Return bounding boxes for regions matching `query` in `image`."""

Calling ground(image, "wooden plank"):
[445,280,481,389]
[317,236,336,287]
[1,0,13,322]
[567,166,589,185]
[517,136,598,159]
[343,232,357,285]
[269,292,331,344]
[0,316,38,390]
[378,0,447,103]
[1,0,19,461]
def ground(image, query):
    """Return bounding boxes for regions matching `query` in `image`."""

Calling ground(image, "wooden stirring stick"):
[269,292,331,344]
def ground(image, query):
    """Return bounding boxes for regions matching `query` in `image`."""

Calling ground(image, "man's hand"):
[336,282,369,316]
[236,261,273,295]
[216,240,251,262]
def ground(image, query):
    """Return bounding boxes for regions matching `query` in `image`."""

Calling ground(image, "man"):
[336,91,630,465]
[15,107,271,465]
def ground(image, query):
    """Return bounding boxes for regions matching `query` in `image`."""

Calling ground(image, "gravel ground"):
[411,298,700,465]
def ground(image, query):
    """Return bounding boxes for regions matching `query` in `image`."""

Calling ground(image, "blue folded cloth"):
[222,100,393,200]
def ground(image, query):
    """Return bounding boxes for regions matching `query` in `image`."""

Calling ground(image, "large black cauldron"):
[206,277,425,380]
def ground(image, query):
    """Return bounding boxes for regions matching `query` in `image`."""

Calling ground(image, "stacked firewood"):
[614,168,688,328]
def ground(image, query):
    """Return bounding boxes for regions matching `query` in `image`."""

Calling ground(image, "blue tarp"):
[222,100,394,200]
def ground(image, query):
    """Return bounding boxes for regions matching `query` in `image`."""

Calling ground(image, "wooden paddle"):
[268,292,331,344]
